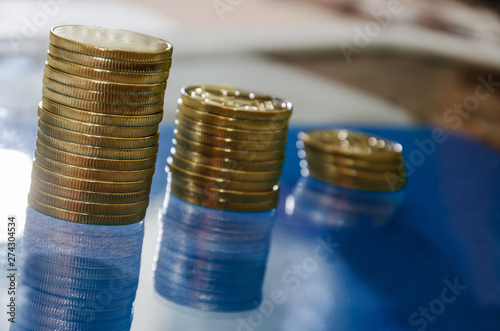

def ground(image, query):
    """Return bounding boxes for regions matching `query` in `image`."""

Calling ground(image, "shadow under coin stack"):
[28,25,172,225]
[288,129,406,227]
[154,84,292,311]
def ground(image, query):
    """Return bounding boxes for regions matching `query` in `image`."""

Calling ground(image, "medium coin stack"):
[168,83,293,212]
[300,129,406,191]
[28,25,173,225]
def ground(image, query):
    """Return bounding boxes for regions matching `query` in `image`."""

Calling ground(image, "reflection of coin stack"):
[28,25,172,225]
[14,208,144,331]
[168,83,293,212]
[300,129,406,192]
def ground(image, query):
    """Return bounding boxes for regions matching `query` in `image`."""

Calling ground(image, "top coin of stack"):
[300,129,406,191]
[168,83,292,212]
[28,25,173,225]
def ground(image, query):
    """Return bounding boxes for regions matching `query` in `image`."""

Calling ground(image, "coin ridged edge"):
[44,65,167,94]
[175,123,287,151]
[38,106,159,138]
[173,134,285,162]
[38,120,160,149]
[48,43,172,73]
[47,54,169,84]
[31,174,150,204]
[28,194,146,225]
[37,132,159,160]
[170,184,278,212]
[178,105,289,131]
[34,151,156,182]
[32,161,152,193]
[172,145,284,172]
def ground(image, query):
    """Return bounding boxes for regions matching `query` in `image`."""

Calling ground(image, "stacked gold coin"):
[300,129,406,191]
[28,25,173,225]
[168,84,292,212]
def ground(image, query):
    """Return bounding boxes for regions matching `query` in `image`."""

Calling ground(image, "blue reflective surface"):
[3,120,500,331]
[263,126,500,331]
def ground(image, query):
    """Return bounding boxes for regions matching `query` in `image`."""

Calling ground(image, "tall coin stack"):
[28,25,173,225]
[154,84,292,311]
[168,83,293,212]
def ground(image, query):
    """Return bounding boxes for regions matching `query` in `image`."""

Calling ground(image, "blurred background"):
[1,0,500,146]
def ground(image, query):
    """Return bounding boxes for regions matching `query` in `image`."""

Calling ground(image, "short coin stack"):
[28,25,173,225]
[300,129,406,191]
[168,83,293,212]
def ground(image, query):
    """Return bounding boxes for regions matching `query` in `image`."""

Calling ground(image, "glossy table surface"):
[2,120,499,331]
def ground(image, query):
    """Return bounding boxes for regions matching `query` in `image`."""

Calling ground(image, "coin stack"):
[154,84,292,311]
[28,25,173,225]
[300,129,406,192]
[168,83,293,212]
[285,129,406,227]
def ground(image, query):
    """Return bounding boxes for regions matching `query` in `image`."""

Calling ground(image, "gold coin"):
[28,194,146,225]
[176,111,288,141]
[169,184,278,212]
[41,98,163,126]
[42,86,164,115]
[34,151,155,182]
[306,160,403,180]
[38,106,159,138]
[38,120,159,149]
[47,55,169,84]
[173,134,285,162]
[50,25,173,62]
[32,162,152,193]
[37,131,159,160]
[168,163,277,192]
[35,138,157,170]
[302,130,403,161]
[178,105,289,131]
[170,178,279,203]
[43,76,165,105]
[308,164,405,192]
[30,185,149,214]
[181,84,292,121]
[31,174,150,204]
[172,144,284,172]
[44,65,167,95]
[170,153,282,182]
[303,145,403,171]
[175,124,287,151]
[48,43,172,73]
